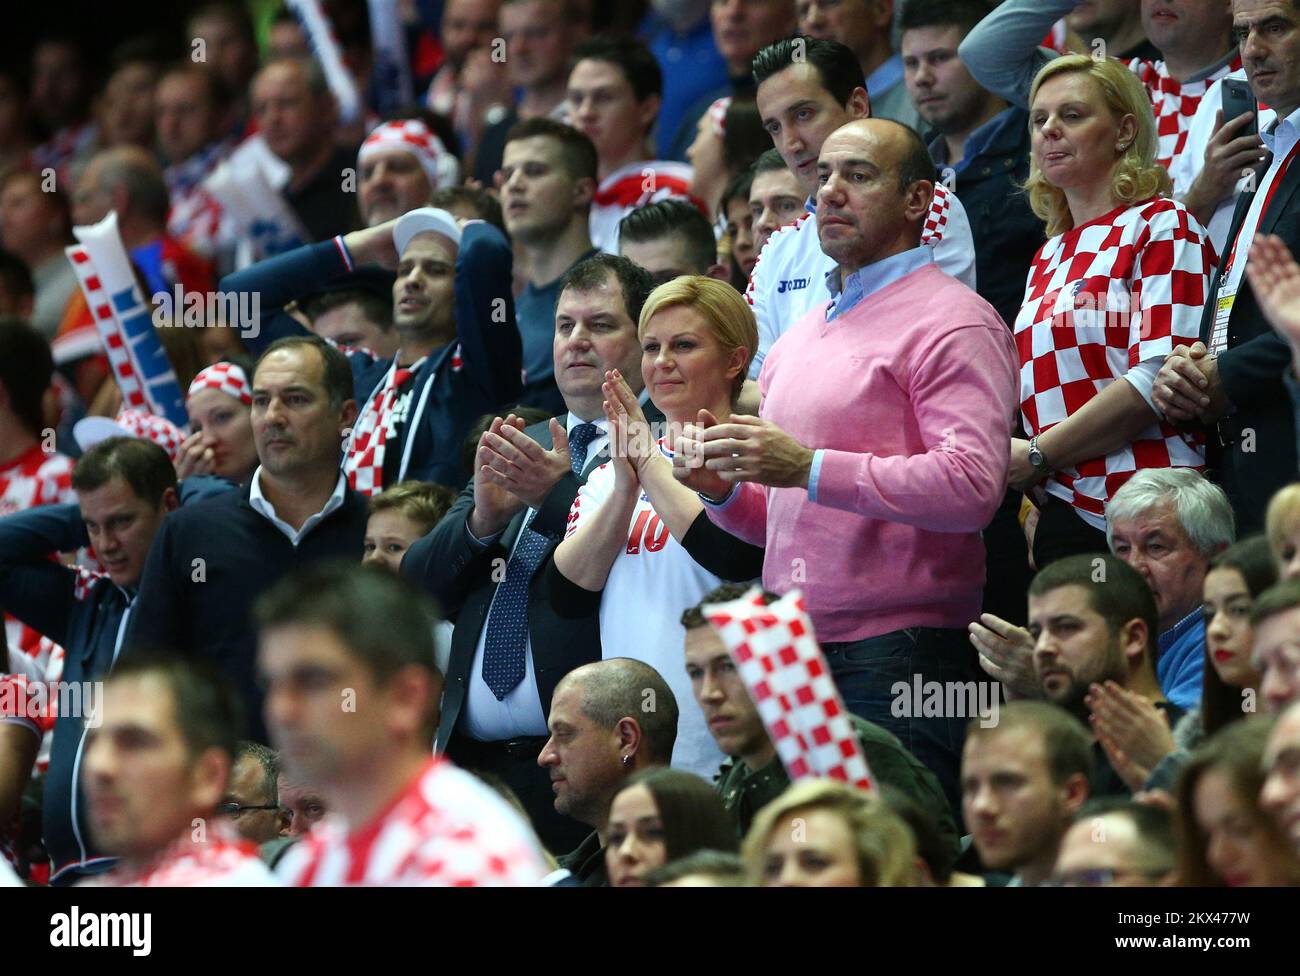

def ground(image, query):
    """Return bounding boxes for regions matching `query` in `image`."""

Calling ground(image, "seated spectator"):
[363,481,456,574]
[80,655,276,886]
[224,208,521,492]
[961,701,1092,886]
[1262,700,1300,855]
[1050,798,1177,887]
[1140,537,1276,793]
[567,36,695,254]
[1026,554,1183,794]
[1106,469,1235,709]
[276,772,326,840]
[1267,484,1300,583]
[97,48,161,151]
[220,741,284,845]
[257,562,549,885]
[549,276,764,778]
[538,659,678,886]
[424,0,512,163]
[250,57,358,243]
[742,779,915,887]
[357,118,459,228]
[500,118,600,413]
[604,767,737,887]
[1250,579,1300,715]
[746,148,805,261]
[1008,55,1214,566]
[799,0,920,130]
[1174,716,1300,886]
[718,169,757,287]
[0,318,73,521]
[29,36,97,183]
[619,199,731,286]
[125,337,369,743]
[643,0,731,163]
[297,269,400,361]
[0,169,75,341]
[186,2,259,135]
[644,849,746,887]
[682,583,956,845]
[684,95,767,216]
[176,358,258,485]
[882,786,985,888]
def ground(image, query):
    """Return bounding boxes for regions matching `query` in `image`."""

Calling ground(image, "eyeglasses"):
[216,801,281,818]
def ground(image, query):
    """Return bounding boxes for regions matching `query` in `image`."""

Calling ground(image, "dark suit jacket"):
[403,404,664,752]
[1198,154,1300,534]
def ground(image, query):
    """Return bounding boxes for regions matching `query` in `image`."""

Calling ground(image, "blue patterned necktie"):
[481,422,600,700]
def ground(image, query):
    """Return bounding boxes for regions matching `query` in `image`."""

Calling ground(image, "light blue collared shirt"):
[865,54,905,101]
[825,245,934,321]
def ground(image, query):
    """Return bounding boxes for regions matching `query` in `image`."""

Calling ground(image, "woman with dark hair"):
[1173,718,1300,887]
[718,168,756,289]
[604,768,737,888]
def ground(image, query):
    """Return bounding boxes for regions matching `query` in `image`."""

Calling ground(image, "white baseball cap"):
[393,207,462,257]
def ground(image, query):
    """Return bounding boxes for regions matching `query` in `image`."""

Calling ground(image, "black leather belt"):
[456,735,549,761]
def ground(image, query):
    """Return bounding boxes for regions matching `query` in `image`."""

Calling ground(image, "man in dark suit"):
[1154,4,1300,535]
[402,254,658,852]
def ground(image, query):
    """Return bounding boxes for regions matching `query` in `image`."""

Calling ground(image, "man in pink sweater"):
[676,118,1017,810]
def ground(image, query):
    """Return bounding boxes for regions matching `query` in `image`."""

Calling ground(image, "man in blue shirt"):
[642,0,732,160]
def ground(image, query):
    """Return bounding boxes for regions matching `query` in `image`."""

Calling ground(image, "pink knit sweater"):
[707,262,1019,642]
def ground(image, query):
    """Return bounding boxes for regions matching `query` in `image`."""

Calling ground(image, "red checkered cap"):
[706,97,731,139]
[358,119,460,190]
[188,362,252,406]
[115,409,186,463]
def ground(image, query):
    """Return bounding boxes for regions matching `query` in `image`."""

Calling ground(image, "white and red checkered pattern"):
[1015,197,1212,522]
[113,409,186,463]
[66,245,149,414]
[0,444,73,520]
[85,830,277,887]
[923,182,953,243]
[188,362,253,406]
[702,587,874,790]
[344,357,423,497]
[277,757,549,886]
[707,96,731,138]
[1129,55,1241,171]
[358,118,460,190]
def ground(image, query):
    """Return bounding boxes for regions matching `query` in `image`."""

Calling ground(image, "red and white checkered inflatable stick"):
[702,587,874,791]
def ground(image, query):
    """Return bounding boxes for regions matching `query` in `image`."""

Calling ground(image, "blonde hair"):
[1266,484,1300,574]
[637,275,757,403]
[741,779,916,887]
[1025,54,1173,237]
[367,480,456,534]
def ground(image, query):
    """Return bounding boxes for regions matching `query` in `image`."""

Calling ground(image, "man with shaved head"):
[538,658,677,885]
[679,117,1018,811]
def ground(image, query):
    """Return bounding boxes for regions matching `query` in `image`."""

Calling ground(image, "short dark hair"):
[614,767,738,862]
[504,117,598,183]
[879,785,957,883]
[1250,576,1300,628]
[568,658,678,765]
[644,849,746,886]
[1028,554,1159,660]
[619,199,718,276]
[752,147,791,177]
[965,701,1095,788]
[71,436,177,506]
[427,186,506,237]
[253,561,442,687]
[571,35,662,101]
[720,168,755,214]
[298,289,393,334]
[558,253,654,326]
[893,119,938,189]
[898,0,994,38]
[752,36,864,106]
[1071,797,1177,874]
[254,335,354,412]
[0,317,53,435]
[681,582,780,630]
[108,653,242,762]
[721,95,769,176]
[235,740,280,803]
[0,251,35,306]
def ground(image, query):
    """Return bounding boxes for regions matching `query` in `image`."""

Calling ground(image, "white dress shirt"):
[248,468,347,547]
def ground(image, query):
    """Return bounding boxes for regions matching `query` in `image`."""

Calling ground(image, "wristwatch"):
[1027,435,1051,475]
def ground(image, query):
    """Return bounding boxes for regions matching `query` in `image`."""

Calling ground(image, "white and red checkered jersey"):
[565,443,726,779]
[1014,197,1213,528]
[1128,55,1242,173]
[743,183,975,378]
[82,831,278,887]
[277,757,548,886]
[590,159,696,254]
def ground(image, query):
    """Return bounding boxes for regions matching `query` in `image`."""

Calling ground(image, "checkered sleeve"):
[1131,202,1215,369]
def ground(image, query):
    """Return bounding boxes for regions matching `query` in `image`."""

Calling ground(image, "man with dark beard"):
[1025,554,1181,795]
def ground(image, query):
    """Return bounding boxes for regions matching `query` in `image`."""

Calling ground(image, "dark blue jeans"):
[822,627,981,822]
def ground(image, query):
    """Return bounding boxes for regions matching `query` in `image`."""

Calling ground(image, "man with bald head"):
[538,658,677,884]
[679,117,1018,810]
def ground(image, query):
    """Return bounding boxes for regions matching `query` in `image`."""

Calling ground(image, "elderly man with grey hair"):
[1105,469,1235,710]
[972,468,1233,711]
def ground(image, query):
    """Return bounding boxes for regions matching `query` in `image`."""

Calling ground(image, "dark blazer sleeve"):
[0,504,86,646]
[1217,330,1293,409]
[219,239,351,355]
[544,558,604,619]
[453,222,523,406]
[401,477,505,621]
[680,511,765,581]
[529,471,582,539]
[124,513,188,654]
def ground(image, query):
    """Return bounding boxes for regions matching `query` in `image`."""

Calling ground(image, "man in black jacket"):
[402,254,655,852]
[1154,3,1300,534]
[125,336,368,743]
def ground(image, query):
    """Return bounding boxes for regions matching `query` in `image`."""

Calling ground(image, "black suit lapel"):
[1201,186,1259,343]
[1260,146,1300,236]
